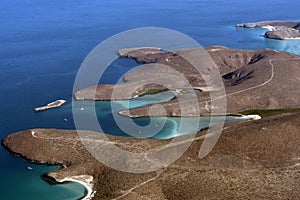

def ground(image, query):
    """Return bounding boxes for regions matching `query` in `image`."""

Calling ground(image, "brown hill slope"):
[93,46,300,117]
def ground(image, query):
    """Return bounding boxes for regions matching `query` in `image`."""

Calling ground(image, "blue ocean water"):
[0,0,299,199]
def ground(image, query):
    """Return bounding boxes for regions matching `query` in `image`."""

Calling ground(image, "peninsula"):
[2,112,300,199]
[75,46,300,117]
[236,21,300,40]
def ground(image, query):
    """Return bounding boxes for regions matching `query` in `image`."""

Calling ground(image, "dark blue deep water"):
[0,0,299,199]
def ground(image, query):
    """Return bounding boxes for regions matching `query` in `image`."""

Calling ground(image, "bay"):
[0,0,299,199]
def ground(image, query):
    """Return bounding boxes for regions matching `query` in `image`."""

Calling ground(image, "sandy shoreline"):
[56,175,96,200]
[234,114,262,120]
[261,25,276,31]
[285,37,300,40]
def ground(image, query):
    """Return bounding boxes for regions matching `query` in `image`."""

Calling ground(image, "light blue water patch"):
[264,39,300,55]
[67,91,180,137]
[0,149,86,200]
[65,90,177,114]
[68,94,245,139]
[111,90,179,110]
[154,116,245,139]
[231,26,300,55]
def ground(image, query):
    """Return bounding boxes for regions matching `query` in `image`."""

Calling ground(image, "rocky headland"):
[236,21,300,40]
[2,112,300,199]
[75,46,300,117]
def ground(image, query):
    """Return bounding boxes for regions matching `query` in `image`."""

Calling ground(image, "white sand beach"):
[57,175,96,200]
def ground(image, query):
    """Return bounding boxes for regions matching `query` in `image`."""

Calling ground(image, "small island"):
[236,20,300,40]
[34,100,66,112]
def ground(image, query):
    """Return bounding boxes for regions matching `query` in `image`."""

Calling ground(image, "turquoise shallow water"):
[0,162,85,200]
[0,0,300,199]
[68,91,244,139]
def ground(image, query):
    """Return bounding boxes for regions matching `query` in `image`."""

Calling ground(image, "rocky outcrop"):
[2,113,300,199]
[236,20,300,40]
[264,28,300,40]
[34,100,66,112]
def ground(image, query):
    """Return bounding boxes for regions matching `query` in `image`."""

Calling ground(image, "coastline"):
[1,0,300,199]
[3,113,300,199]
[235,114,261,120]
[1,139,95,200]
[285,37,300,40]
[237,21,300,40]
[55,175,95,200]
[261,25,276,31]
